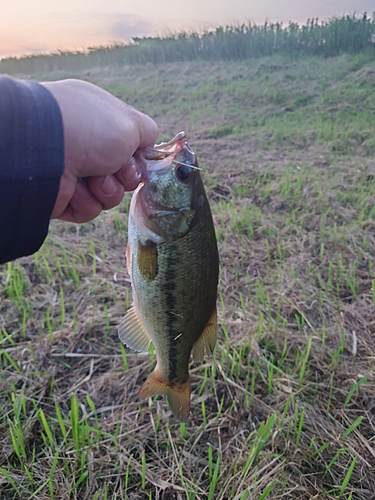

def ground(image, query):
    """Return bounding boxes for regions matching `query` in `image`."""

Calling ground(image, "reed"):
[0,14,374,74]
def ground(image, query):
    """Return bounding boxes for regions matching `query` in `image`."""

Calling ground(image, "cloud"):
[106,13,157,42]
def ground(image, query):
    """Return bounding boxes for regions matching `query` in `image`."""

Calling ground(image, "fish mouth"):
[143,131,188,161]
[135,131,198,181]
[153,205,190,217]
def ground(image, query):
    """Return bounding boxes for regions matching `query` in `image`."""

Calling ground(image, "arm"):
[0,76,64,264]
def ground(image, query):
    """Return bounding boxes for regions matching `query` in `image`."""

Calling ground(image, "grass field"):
[1,50,375,499]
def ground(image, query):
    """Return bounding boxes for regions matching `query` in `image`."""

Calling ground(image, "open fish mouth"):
[143,131,189,160]
[135,131,201,179]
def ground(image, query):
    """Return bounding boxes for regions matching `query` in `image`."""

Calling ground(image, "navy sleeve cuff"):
[0,76,64,264]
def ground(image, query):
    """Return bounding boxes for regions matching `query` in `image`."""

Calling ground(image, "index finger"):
[129,108,158,149]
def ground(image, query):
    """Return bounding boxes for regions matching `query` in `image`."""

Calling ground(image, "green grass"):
[1,50,375,498]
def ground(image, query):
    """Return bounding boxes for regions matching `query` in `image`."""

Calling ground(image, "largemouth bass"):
[118,132,219,421]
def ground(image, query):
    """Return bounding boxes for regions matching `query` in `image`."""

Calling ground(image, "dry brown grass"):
[1,55,375,499]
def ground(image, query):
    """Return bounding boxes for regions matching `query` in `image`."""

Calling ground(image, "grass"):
[1,48,375,499]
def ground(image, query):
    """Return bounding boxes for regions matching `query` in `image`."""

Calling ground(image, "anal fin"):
[192,308,217,362]
[118,306,151,352]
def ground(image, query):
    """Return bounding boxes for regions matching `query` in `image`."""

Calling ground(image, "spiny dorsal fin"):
[192,308,217,362]
[138,239,158,281]
[118,306,151,352]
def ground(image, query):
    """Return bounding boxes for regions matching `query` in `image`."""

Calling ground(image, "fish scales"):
[119,132,219,421]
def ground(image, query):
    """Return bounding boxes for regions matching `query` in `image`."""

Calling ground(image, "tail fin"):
[139,370,190,421]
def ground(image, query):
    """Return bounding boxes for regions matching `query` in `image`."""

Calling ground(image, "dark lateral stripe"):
[162,250,181,382]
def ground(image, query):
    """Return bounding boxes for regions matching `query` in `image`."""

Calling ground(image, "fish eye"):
[175,164,192,182]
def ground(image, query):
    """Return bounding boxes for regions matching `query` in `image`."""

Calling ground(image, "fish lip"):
[154,206,190,217]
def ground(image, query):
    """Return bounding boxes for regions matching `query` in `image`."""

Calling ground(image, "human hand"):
[42,79,158,223]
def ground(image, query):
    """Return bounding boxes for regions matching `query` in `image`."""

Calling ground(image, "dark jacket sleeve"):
[0,76,64,264]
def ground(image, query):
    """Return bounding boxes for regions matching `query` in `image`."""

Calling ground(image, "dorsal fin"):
[118,306,151,352]
[192,308,217,362]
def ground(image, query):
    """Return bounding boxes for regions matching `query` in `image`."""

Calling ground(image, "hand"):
[41,79,158,223]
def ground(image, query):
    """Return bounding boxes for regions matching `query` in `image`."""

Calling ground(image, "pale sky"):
[0,0,372,59]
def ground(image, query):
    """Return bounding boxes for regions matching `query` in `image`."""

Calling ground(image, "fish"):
[118,131,219,421]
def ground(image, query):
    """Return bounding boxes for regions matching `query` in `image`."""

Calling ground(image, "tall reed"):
[1,13,374,74]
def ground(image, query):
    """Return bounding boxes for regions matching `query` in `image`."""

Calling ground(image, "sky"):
[0,0,373,59]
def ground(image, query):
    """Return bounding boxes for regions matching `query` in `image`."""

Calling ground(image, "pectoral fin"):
[192,308,217,362]
[138,240,158,281]
[118,306,151,352]
[126,242,131,275]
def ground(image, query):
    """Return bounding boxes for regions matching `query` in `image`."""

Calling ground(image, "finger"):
[50,172,75,219]
[114,157,142,192]
[62,179,103,223]
[105,99,158,162]
[87,175,125,209]
[134,111,159,149]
